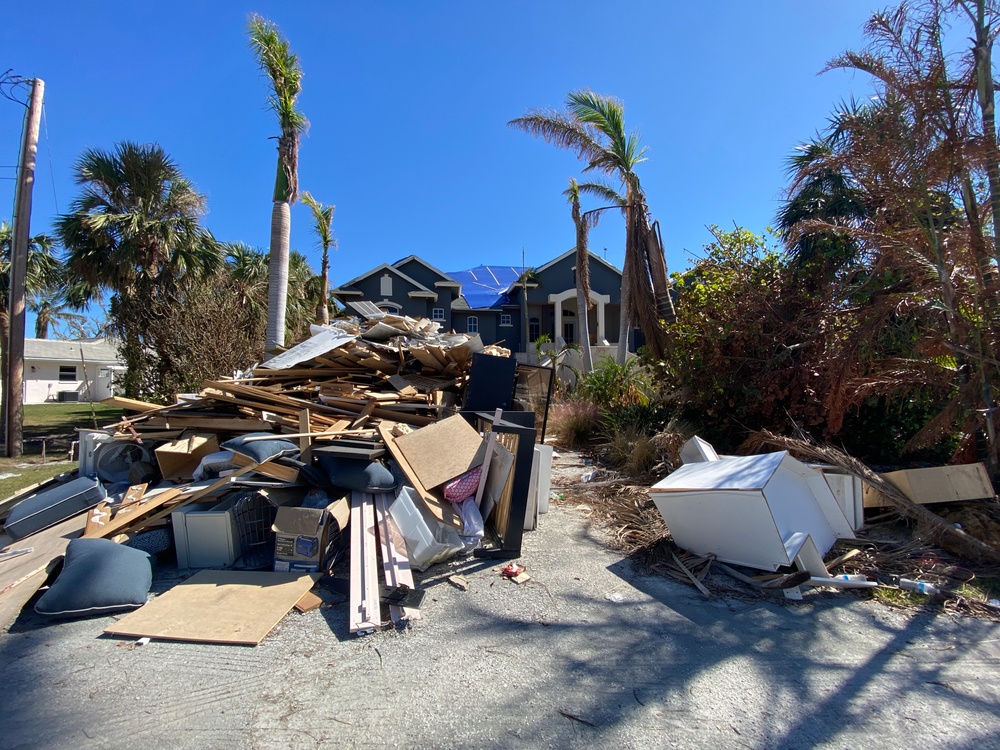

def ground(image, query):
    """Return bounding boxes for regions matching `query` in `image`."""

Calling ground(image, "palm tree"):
[248,14,308,355]
[224,241,270,317]
[300,192,335,325]
[564,178,624,373]
[514,266,540,359]
[29,297,85,339]
[56,142,220,399]
[510,91,669,362]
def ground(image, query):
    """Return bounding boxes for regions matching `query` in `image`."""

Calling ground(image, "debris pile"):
[0,314,555,644]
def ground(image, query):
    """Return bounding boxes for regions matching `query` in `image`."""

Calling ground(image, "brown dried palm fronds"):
[744,429,1000,564]
[585,483,678,567]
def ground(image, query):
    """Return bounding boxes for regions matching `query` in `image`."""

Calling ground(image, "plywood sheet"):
[104,570,316,645]
[392,414,484,489]
[0,512,86,630]
[863,463,996,508]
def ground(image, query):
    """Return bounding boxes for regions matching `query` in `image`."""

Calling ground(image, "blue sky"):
[1,1,884,332]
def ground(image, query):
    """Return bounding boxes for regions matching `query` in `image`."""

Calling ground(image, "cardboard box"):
[272,498,349,573]
[862,463,995,508]
[172,497,241,569]
[155,434,220,482]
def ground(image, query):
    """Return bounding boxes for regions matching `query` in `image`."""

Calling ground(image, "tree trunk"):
[318,247,330,326]
[617,240,632,365]
[265,201,291,354]
[576,285,593,373]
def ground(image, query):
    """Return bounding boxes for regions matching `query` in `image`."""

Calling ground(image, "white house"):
[22,338,122,404]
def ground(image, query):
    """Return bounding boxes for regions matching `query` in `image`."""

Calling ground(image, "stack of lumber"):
[0,314,517,639]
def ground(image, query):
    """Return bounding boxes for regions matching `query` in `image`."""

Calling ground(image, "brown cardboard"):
[271,498,348,573]
[862,463,996,508]
[391,414,485,489]
[154,434,220,482]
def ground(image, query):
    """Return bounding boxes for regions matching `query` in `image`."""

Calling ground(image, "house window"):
[467,316,479,334]
[529,317,540,342]
[59,365,77,382]
[432,308,445,320]
[380,274,393,297]
[500,313,512,327]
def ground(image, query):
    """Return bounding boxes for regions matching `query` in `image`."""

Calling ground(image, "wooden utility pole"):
[6,77,44,458]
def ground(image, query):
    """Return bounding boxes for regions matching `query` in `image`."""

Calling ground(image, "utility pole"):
[6,77,44,458]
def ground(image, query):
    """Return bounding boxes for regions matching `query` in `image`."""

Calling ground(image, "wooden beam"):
[349,491,381,635]
[372,492,419,624]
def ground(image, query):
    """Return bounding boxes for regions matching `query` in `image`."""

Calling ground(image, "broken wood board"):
[391,413,485,489]
[231,452,300,483]
[101,396,164,413]
[349,491,381,635]
[377,422,460,529]
[862,463,996,508]
[372,492,419,623]
[104,570,317,645]
[0,513,86,630]
[294,590,323,613]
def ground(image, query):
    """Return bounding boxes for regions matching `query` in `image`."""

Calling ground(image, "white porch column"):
[548,288,611,344]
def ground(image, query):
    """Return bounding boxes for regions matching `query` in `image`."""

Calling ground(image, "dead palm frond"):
[744,429,1000,563]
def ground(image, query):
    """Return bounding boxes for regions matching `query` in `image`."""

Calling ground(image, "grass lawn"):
[0,403,124,501]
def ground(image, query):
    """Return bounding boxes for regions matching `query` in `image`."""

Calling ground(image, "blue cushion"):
[221,433,299,463]
[35,538,153,618]
[316,455,397,492]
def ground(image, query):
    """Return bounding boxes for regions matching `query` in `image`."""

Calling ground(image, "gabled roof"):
[446,265,522,310]
[392,255,460,286]
[25,337,121,364]
[535,248,622,276]
[332,263,434,295]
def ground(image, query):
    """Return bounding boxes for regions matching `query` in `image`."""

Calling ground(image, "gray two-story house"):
[331,249,633,354]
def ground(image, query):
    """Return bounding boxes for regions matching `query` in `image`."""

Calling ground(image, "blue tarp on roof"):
[446,265,522,309]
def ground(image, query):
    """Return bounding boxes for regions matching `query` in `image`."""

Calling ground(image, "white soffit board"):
[260,329,357,370]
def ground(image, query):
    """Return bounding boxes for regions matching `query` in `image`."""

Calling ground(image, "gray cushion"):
[35,538,153,618]
[221,433,299,463]
[316,455,397,492]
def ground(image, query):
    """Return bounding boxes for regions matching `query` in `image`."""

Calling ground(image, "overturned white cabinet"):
[649,451,854,571]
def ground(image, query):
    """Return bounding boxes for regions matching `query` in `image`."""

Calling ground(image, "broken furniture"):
[650,451,855,572]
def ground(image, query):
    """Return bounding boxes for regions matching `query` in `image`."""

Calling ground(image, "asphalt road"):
[1,456,998,749]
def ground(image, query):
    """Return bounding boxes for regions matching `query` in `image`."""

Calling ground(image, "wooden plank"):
[0,513,86,629]
[863,463,995,508]
[101,396,163,412]
[372,492,419,623]
[298,410,312,452]
[231,453,300,483]
[349,491,381,635]
[294,590,323,613]
[377,422,460,528]
[104,570,317,645]
[671,553,712,597]
[391,413,484,489]
[85,502,112,536]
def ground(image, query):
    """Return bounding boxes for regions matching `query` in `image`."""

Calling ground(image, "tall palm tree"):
[300,192,335,325]
[564,179,624,373]
[510,91,669,362]
[56,142,220,399]
[248,14,308,355]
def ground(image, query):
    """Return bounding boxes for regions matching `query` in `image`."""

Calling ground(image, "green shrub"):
[578,357,653,409]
